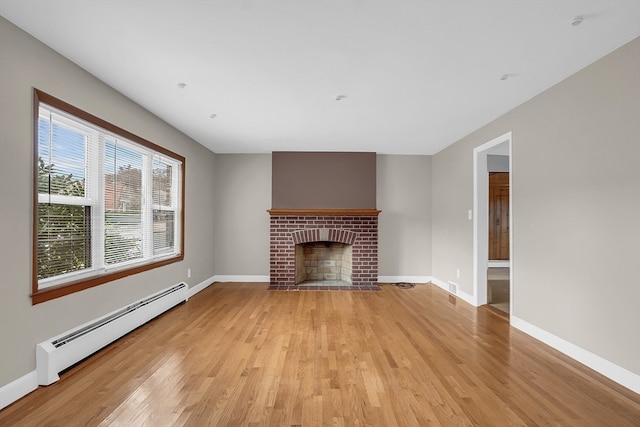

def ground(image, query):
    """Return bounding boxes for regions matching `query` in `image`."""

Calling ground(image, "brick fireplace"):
[268,209,380,290]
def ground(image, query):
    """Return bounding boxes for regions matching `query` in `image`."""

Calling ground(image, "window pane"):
[152,160,172,207]
[37,204,91,279]
[104,140,143,212]
[153,210,174,254]
[104,140,143,265]
[105,212,142,264]
[38,117,86,197]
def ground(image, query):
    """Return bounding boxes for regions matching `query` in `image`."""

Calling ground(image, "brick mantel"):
[268,210,380,290]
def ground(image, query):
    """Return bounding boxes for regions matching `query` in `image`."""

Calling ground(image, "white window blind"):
[37,107,95,281]
[35,95,183,293]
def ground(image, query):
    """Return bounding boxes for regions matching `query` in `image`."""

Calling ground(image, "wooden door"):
[488,172,509,260]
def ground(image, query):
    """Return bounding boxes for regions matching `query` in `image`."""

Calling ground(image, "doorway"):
[473,132,512,314]
[487,169,510,314]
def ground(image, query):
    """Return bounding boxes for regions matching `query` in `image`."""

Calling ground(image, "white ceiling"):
[1,1,638,155]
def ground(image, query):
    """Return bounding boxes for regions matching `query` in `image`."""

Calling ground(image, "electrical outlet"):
[456,268,460,278]
[187,268,191,278]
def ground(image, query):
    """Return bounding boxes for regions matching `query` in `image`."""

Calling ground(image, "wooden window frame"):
[32,89,185,304]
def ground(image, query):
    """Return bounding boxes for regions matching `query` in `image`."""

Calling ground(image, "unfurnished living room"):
[0,1,639,425]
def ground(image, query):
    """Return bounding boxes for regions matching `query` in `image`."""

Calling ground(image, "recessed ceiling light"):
[335,95,347,101]
[177,82,187,89]
[570,16,584,26]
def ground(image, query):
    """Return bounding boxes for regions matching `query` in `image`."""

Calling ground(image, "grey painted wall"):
[432,38,640,375]
[0,17,217,387]
[211,153,432,278]
[487,154,509,172]
[377,155,432,277]
[213,154,271,275]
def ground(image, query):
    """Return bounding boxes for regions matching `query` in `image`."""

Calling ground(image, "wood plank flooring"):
[1,283,639,426]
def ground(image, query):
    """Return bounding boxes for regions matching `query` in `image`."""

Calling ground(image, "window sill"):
[31,253,183,304]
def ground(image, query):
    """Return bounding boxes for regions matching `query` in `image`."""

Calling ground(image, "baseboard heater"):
[36,282,188,386]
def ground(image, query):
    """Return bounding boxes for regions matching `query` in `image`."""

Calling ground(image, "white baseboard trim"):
[213,275,270,283]
[378,275,432,284]
[0,370,38,410]
[188,275,217,298]
[430,277,476,306]
[511,315,640,394]
[488,260,510,268]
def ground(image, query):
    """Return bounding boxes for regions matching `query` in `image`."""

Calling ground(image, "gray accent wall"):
[0,17,217,387]
[272,152,377,209]
[432,37,640,375]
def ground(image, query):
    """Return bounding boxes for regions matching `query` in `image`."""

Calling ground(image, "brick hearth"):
[268,209,380,290]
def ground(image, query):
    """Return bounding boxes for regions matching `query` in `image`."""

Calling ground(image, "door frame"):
[473,132,512,308]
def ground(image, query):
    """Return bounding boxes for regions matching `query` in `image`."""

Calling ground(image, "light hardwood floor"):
[1,283,639,426]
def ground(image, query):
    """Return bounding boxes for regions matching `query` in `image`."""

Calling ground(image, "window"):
[33,90,184,304]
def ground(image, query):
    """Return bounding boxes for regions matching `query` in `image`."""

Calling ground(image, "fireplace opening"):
[295,242,352,286]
